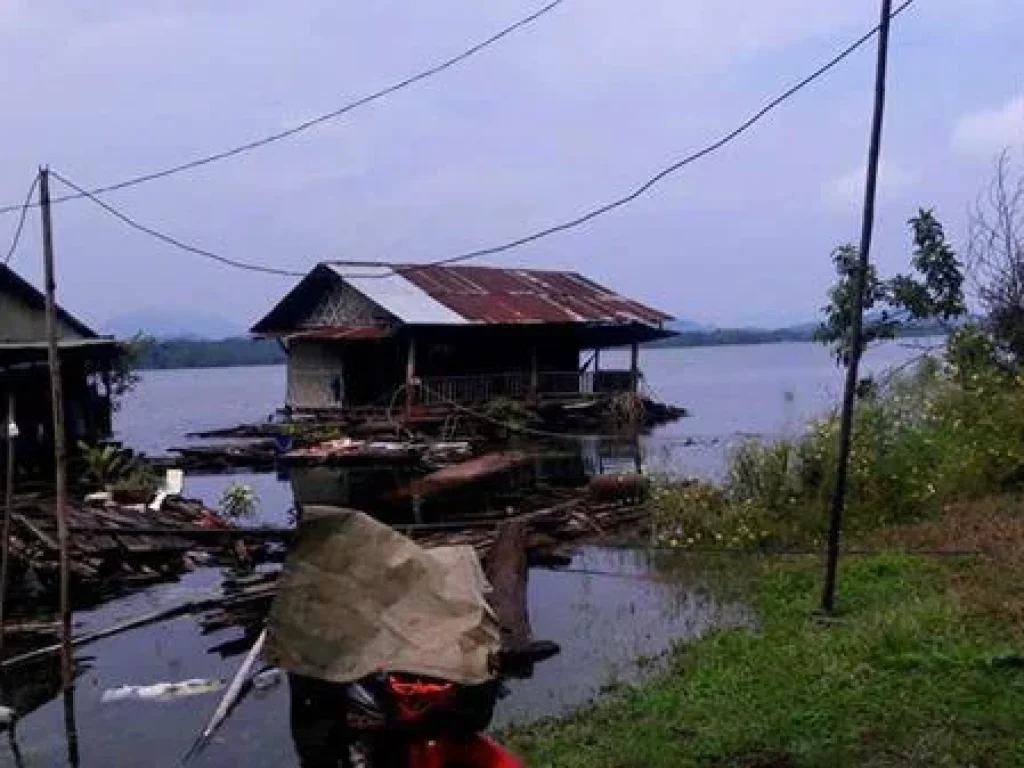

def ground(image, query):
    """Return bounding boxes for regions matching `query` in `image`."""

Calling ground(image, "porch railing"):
[418,369,635,406]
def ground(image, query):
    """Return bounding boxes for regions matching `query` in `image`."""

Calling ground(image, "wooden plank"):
[12,514,59,550]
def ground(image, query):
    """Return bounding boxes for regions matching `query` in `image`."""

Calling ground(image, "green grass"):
[505,555,1024,767]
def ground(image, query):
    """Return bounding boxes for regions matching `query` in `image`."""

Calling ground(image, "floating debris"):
[101,678,225,704]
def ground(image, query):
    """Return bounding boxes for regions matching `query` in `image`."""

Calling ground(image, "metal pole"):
[821,0,893,614]
[0,393,15,662]
[39,167,74,687]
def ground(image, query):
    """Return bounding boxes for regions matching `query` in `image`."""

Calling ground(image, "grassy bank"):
[507,532,1024,766]
[505,334,1024,765]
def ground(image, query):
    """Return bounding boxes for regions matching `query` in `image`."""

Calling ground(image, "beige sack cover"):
[265,507,500,685]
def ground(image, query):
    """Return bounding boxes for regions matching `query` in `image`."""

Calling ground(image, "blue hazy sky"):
[1,0,1021,331]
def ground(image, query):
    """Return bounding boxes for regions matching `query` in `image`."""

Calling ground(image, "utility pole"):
[0,393,16,662]
[822,0,893,614]
[39,167,74,688]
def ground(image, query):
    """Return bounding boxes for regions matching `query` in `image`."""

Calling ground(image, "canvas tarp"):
[265,507,500,685]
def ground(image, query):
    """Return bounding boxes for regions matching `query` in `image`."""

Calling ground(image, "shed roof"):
[0,263,100,340]
[332,265,468,326]
[252,262,673,334]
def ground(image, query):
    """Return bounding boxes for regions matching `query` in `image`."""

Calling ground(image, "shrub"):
[654,338,1024,550]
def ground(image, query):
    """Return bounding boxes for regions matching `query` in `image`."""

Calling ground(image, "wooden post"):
[0,393,15,662]
[404,335,417,419]
[63,688,80,767]
[629,342,639,393]
[822,0,893,615]
[529,345,539,399]
[485,521,531,654]
[39,167,74,689]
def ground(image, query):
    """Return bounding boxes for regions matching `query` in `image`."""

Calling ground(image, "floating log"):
[401,451,531,499]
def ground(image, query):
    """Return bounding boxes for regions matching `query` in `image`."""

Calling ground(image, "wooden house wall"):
[286,341,346,409]
[1,362,111,476]
[0,290,86,343]
[287,339,404,409]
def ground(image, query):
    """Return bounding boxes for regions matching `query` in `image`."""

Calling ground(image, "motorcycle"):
[289,642,559,768]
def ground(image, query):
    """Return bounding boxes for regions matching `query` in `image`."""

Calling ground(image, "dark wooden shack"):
[1,264,120,471]
[251,262,675,417]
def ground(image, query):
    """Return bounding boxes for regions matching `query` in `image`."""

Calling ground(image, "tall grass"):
[654,343,1024,549]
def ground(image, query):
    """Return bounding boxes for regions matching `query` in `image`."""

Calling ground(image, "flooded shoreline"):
[0,342,933,764]
[1,546,751,767]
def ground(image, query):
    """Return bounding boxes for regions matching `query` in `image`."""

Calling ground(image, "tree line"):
[128,337,285,370]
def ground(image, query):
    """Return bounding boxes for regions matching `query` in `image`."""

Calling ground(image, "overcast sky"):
[1,0,1021,332]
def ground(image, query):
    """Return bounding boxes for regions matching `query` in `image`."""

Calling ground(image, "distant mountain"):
[102,311,245,340]
[666,318,709,332]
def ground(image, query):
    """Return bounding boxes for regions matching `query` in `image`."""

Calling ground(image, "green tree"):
[816,209,966,366]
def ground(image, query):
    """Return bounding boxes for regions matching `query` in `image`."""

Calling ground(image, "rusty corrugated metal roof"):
[252,262,674,335]
[385,264,672,325]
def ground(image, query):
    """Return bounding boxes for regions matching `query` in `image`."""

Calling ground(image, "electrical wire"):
[48,170,305,277]
[0,0,569,215]
[38,0,916,282]
[405,0,918,271]
[3,174,40,265]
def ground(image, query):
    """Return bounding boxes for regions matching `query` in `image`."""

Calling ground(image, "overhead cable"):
[0,0,568,215]
[406,0,918,271]
[3,174,40,265]
[48,170,305,277]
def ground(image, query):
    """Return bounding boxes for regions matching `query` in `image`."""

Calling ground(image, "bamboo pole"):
[0,393,15,662]
[39,167,74,688]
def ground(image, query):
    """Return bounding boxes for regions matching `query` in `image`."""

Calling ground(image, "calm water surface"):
[4,548,750,767]
[3,342,933,766]
[116,341,936,497]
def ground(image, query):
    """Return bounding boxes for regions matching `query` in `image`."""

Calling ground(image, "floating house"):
[0,263,120,469]
[252,262,675,415]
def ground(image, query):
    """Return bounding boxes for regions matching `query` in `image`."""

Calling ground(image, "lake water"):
[2,341,934,766]
[115,341,936,516]
[4,547,752,767]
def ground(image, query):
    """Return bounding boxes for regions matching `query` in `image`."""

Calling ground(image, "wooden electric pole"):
[39,167,74,687]
[822,0,893,614]
[0,393,15,662]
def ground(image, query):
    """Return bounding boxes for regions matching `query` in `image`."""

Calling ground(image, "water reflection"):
[0,434,765,766]
[287,436,645,525]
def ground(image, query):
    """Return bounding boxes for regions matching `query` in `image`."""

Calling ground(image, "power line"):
[0,0,569,216]
[40,0,916,283]
[48,170,305,277]
[3,174,40,265]
[409,0,917,271]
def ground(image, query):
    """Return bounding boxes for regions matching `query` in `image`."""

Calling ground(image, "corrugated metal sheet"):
[331,265,468,326]
[326,263,671,326]
[286,326,392,342]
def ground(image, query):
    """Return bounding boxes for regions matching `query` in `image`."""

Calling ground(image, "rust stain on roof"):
[395,265,671,325]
